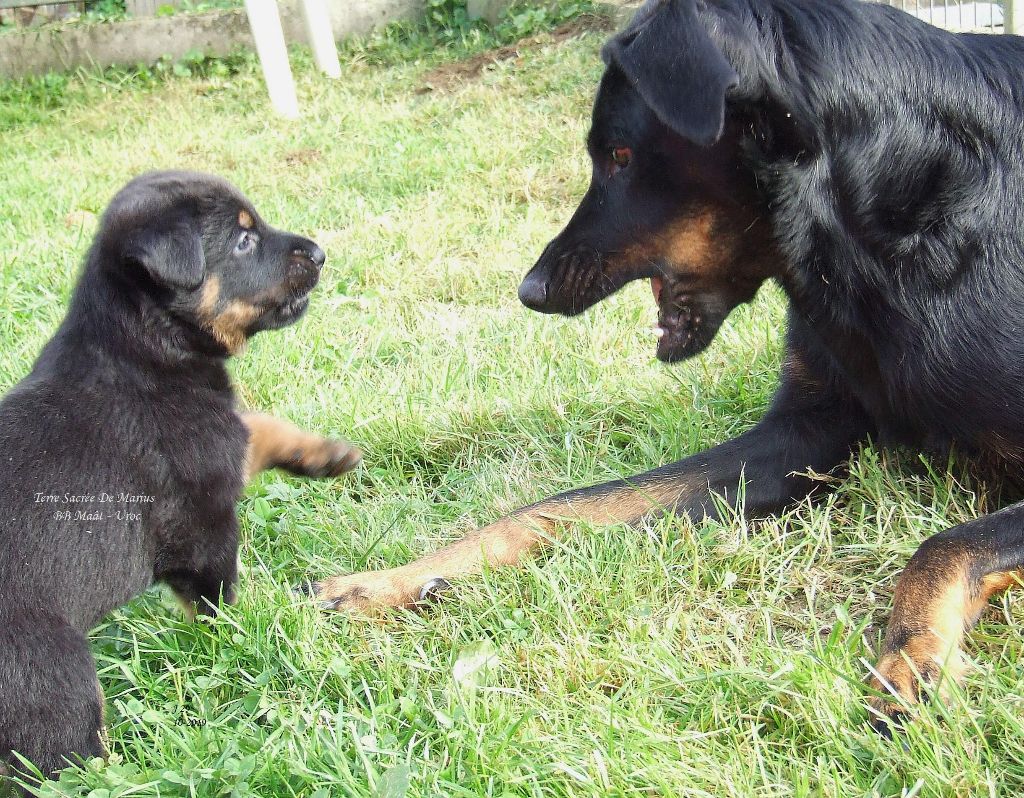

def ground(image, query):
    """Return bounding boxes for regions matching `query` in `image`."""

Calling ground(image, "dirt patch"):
[283,148,324,166]
[417,14,615,95]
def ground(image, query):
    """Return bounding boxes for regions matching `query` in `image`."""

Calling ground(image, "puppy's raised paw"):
[283,437,362,479]
[243,412,362,480]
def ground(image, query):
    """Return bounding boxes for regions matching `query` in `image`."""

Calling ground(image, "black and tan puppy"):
[0,171,358,785]
[314,0,1024,732]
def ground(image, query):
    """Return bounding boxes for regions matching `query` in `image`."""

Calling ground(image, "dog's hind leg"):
[241,412,361,481]
[0,608,105,789]
[867,508,1024,735]
[312,343,872,612]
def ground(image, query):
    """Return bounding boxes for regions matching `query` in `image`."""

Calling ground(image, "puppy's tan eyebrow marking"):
[238,209,255,229]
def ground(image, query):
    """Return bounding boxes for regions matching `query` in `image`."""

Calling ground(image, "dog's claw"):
[298,580,346,610]
[324,444,362,476]
[418,577,451,603]
[869,715,894,740]
[869,713,912,751]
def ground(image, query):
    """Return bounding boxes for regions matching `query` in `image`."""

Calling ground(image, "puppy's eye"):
[234,230,258,255]
[610,146,632,169]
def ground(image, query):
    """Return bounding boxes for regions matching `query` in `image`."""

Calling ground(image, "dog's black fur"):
[520,0,1024,730]
[0,171,357,785]
[315,0,1024,731]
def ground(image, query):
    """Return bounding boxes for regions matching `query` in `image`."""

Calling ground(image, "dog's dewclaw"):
[417,577,452,603]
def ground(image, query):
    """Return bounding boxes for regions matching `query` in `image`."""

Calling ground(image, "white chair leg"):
[244,0,300,119]
[299,0,342,79]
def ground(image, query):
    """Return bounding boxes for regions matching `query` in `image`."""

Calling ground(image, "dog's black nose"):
[308,244,326,269]
[518,272,549,310]
[295,243,326,270]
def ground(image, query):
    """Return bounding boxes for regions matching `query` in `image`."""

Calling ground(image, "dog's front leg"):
[241,412,361,481]
[312,362,871,612]
[867,507,1024,734]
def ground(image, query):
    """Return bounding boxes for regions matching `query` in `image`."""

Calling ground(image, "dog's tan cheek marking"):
[609,208,720,277]
[238,209,254,229]
[207,300,261,354]
[198,275,221,318]
[664,210,717,271]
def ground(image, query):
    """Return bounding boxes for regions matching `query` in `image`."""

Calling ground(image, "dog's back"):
[0,276,227,627]
[0,282,173,783]
[704,0,1024,449]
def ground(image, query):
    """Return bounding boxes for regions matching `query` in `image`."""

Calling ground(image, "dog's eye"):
[611,146,632,169]
[234,231,258,255]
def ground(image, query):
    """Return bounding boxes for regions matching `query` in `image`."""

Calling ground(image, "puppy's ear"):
[602,0,738,146]
[127,214,206,290]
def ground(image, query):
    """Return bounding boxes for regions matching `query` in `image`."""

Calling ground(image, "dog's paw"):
[305,569,449,613]
[866,638,961,736]
[284,437,362,478]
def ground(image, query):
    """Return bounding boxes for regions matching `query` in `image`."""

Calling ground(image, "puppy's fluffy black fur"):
[0,171,334,784]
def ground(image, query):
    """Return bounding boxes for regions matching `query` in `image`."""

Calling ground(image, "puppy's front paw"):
[305,569,448,613]
[284,437,362,478]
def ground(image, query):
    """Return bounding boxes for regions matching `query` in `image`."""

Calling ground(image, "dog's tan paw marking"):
[309,570,446,613]
[866,637,961,737]
[291,438,362,478]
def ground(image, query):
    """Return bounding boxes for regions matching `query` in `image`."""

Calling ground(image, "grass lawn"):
[2,15,1024,798]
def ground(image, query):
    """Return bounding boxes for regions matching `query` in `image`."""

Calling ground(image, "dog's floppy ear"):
[126,213,206,291]
[603,0,738,146]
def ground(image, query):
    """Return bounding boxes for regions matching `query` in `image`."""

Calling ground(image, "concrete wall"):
[0,0,424,79]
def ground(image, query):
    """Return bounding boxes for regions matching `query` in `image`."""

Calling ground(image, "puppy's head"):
[94,171,325,354]
[519,0,781,363]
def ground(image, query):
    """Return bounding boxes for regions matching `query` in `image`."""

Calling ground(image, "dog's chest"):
[145,404,247,510]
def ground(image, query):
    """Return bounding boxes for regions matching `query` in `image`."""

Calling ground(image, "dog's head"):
[93,171,325,354]
[519,0,782,363]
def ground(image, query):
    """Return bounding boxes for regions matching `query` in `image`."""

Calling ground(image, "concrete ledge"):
[0,0,637,80]
[0,0,424,78]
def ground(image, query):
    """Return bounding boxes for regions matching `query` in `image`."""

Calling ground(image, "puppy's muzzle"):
[288,243,326,294]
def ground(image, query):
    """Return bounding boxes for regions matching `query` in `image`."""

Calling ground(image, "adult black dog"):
[314,0,1024,730]
[0,171,360,786]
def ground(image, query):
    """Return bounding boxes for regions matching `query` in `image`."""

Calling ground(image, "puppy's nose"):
[295,243,326,270]
[518,272,550,310]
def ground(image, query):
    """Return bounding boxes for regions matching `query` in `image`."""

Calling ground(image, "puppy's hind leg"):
[0,609,105,790]
[241,412,361,481]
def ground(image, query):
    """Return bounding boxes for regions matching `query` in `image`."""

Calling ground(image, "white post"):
[1009,0,1024,35]
[466,0,508,25]
[299,0,341,79]
[243,0,300,119]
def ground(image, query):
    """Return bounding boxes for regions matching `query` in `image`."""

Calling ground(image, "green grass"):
[2,20,1024,798]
